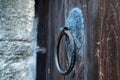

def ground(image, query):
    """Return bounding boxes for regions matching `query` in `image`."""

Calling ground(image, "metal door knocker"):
[55,26,76,75]
[55,7,84,76]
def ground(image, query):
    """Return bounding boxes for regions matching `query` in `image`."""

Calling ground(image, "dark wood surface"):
[95,0,120,80]
[36,0,120,80]
[35,0,49,80]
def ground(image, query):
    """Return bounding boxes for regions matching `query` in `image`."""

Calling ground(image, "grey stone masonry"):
[0,0,35,80]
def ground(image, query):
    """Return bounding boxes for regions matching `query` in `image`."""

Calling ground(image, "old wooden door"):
[46,0,120,80]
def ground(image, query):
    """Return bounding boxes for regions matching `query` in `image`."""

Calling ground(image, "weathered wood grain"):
[47,0,120,80]
[95,0,120,80]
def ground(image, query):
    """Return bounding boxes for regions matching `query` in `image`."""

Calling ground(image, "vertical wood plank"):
[95,0,120,80]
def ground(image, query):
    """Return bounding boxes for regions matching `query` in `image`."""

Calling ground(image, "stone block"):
[0,0,34,41]
[0,41,33,80]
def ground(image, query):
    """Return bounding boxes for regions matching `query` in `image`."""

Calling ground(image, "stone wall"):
[0,0,35,80]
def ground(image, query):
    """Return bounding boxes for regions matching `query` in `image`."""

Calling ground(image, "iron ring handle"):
[55,27,76,75]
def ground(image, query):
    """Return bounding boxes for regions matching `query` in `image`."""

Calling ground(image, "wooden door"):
[46,0,120,80]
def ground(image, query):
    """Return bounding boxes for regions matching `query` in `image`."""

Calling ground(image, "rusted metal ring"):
[55,27,76,75]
